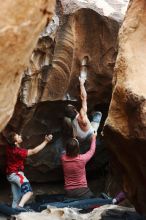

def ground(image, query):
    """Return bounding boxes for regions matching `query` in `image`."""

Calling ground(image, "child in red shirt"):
[6,132,53,210]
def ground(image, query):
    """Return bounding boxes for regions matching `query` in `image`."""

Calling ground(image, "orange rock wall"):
[104,0,146,215]
[0,0,55,131]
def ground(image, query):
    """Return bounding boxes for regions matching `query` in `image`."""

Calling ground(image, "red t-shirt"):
[61,137,96,190]
[6,145,28,175]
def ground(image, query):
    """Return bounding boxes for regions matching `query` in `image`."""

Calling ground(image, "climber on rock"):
[61,132,97,199]
[6,132,53,211]
[64,57,102,141]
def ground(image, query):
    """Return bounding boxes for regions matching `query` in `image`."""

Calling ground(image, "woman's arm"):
[81,133,97,162]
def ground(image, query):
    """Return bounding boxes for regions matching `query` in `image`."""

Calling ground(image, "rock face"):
[41,8,119,104]
[61,0,129,22]
[0,0,55,132]
[0,7,119,181]
[13,205,143,220]
[20,15,59,107]
[16,5,119,107]
[0,0,146,216]
[104,0,146,215]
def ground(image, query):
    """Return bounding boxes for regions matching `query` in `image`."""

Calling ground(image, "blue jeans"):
[39,197,112,211]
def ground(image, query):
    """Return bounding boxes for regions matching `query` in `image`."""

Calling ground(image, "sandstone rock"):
[104,0,146,215]
[2,7,119,182]
[18,5,119,106]
[61,0,129,22]
[20,15,59,107]
[41,8,119,104]
[0,0,55,131]
[13,205,143,220]
[0,5,118,182]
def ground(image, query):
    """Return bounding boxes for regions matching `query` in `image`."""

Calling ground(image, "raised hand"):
[45,134,53,142]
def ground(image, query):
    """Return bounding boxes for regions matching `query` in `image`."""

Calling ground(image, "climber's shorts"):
[7,171,32,194]
[21,182,32,194]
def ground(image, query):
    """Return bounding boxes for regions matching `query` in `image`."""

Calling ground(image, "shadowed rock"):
[104,0,146,215]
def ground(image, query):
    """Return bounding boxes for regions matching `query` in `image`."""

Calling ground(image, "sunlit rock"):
[41,8,119,103]
[13,205,142,220]
[0,0,55,131]
[104,0,146,215]
[61,0,129,22]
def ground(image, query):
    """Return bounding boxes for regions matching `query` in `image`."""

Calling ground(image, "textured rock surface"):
[13,205,143,220]
[61,0,129,22]
[104,0,146,215]
[0,0,145,215]
[0,7,118,181]
[0,0,134,200]
[20,15,59,107]
[16,4,119,107]
[0,0,55,131]
[41,8,119,103]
